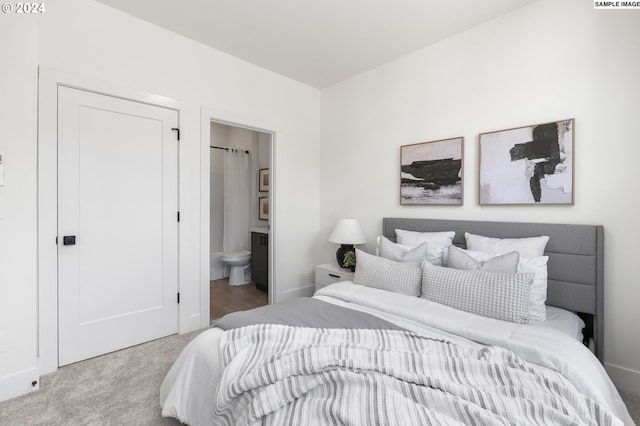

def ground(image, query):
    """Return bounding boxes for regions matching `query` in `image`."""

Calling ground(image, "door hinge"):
[171,127,180,141]
[177,292,180,304]
[56,236,58,245]
[177,211,180,222]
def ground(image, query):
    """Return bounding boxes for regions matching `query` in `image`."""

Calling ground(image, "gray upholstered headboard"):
[382,217,604,362]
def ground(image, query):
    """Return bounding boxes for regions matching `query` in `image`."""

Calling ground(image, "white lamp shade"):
[328,218,366,244]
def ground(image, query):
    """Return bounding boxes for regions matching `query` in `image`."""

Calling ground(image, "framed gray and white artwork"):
[258,168,269,192]
[258,197,269,220]
[479,119,574,205]
[400,137,463,205]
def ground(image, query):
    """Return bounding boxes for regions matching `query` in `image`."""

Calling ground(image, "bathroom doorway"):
[209,121,272,320]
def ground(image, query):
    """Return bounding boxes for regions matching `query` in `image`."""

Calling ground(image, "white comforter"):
[160,282,633,426]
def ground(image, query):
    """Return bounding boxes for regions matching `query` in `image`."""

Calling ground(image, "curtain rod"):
[210,145,250,154]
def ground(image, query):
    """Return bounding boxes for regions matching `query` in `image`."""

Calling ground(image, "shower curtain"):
[223,150,251,253]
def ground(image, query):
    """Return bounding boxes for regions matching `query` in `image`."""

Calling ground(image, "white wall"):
[1,0,321,401]
[255,133,271,228]
[0,14,40,401]
[320,0,640,392]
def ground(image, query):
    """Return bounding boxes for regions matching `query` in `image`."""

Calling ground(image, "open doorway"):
[208,121,272,320]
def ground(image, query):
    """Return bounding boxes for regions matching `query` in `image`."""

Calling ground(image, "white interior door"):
[57,86,179,366]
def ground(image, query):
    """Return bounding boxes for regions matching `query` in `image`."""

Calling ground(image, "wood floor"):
[210,278,268,320]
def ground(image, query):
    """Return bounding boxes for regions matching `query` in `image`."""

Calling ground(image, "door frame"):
[200,108,277,314]
[37,67,194,375]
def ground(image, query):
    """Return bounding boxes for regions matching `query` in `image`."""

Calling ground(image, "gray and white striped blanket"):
[213,324,620,426]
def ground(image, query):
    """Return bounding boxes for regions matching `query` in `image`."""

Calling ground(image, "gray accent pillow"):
[420,261,534,324]
[447,245,519,273]
[353,249,422,297]
[379,236,429,263]
[395,229,455,266]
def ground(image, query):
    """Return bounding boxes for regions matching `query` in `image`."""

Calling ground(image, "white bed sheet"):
[542,305,585,341]
[160,282,632,426]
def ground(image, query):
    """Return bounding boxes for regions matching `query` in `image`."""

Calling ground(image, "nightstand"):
[315,263,355,293]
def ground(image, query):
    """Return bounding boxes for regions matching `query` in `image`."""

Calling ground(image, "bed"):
[160,218,633,425]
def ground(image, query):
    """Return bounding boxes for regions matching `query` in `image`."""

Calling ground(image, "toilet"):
[220,250,251,286]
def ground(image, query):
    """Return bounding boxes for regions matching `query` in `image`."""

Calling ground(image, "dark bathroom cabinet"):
[251,232,268,292]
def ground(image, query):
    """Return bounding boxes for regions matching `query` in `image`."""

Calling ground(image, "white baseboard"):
[0,367,40,403]
[279,284,315,302]
[179,313,203,334]
[606,362,640,394]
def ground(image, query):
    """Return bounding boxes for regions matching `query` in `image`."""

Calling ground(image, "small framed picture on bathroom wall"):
[259,168,269,192]
[259,197,269,220]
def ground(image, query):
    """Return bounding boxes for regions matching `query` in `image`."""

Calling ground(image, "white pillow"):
[448,245,519,273]
[353,249,422,297]
[452,247,548,323]
[517,255,549,323]
[378,236,429,263]
[465,232,549,259]
[421,261,533,324]
[395,229,455,266]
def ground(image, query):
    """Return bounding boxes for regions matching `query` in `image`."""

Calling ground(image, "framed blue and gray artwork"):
[400,137,464,205]
[479,118,574,205]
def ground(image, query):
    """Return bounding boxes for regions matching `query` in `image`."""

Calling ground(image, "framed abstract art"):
[479,119,574,205]
[258,197,269,220]
[400,137,464,205]
[258,168,269,192]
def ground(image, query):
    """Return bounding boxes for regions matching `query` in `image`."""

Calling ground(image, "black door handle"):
[63,236,76,246]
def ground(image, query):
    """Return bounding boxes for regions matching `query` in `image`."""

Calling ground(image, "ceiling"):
[95,0,539,88]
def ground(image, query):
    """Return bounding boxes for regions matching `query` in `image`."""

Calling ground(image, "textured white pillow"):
[378,236,429,263]
[465,232,549,259]
[353,249,422,297]
[453,247,549,323]
[448,245,519,273]
[395,229,455,266]
[421,261,534,324]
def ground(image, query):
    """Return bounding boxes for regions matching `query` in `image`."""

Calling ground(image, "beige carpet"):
[620,389,640,424]
[1,329,639,425]
[0,330,204,426]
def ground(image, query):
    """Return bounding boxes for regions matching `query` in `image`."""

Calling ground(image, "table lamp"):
[328,218,366,268]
